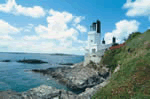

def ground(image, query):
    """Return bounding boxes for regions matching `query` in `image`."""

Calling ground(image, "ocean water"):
[0,52,84,93]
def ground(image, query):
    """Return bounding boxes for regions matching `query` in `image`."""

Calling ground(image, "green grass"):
[92,30,150,99]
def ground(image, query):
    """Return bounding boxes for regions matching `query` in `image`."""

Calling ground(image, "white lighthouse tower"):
[84,20,113,66]
[88,20,101,54]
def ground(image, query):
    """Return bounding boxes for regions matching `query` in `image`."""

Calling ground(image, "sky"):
[0,0,149,55]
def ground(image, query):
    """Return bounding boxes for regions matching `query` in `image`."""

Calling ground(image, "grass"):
[92,29,150,99]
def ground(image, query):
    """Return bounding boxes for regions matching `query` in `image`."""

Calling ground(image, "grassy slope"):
[92,29,150,99]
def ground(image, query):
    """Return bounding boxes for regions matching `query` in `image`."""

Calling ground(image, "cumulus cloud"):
[22,24,34,33]
[0,9,87,55]
[0,0,45,18]
[76,24,87,33]
[0,19,21,41]
[23,36,39,41]
[123,0,150,20]
[35,9,76,39]
[35,9,87,41]
[74,16,85,24]
[104,20,140,44]
[0,35,13,40]
[0,19,20,34]
[0,40,55,53]
[0,38,85,54]
[32,9,87,54]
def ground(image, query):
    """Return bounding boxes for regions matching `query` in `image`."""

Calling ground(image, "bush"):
[100,48,122,72]
[126,32,142,43]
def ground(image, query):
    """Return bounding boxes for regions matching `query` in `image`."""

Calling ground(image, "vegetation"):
[92,30,150,99]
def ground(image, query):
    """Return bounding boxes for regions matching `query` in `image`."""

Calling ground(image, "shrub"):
[126,32,142,43]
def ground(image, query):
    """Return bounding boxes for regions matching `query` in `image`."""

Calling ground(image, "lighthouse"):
[84,20,113,66]
[88,20,101,54]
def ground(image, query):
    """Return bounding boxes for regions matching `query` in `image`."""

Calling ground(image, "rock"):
[9,85,77,99]
[17,59,48,64]
[0,78,110,99]
[0,90,18,99]
[59,63,74,66]
[0,60,11,62]
[31,62,109,92]
[0,61,111,99]
[113,64,120,73]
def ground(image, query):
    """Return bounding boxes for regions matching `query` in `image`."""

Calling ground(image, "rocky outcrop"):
[32,62,109,91]
[0,60,11,62]
[10,85,77,99]
[0,85,76,99]
[0,90,18,99]
[59,63,74,65]
[17,59,48,64]
[0,79,110,99]
[0,62,110,99]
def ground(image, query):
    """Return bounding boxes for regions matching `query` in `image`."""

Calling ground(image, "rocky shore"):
[0,62,110,99]
[32,62,109,91]
[0,80,110,99]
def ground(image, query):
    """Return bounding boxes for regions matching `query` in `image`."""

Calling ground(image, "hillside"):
[92,29,150,99]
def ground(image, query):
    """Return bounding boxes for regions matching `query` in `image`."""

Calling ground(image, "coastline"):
[0,61,110,99]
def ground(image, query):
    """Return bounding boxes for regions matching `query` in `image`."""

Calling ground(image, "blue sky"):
[0,0,149,55]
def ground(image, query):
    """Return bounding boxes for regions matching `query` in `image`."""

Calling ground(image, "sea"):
[0,52,84,93]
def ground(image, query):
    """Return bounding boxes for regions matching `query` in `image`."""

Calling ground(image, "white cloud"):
[74,16,85,24]
[123,0,150,20]
[104,20,140,44]
[0,8,86,55]
[0,19,20,34]
[0,38,85,55]
[0,35,13,40]
[23,36,39,41]
[76,24,87,33]
[35,9,85,40]
[23,24,34,32]
[0,19,19,42]
[33,9,87,54]
[0,0,45,18]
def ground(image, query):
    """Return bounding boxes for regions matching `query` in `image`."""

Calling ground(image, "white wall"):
[84,43,113,66]
[88,31,101,54]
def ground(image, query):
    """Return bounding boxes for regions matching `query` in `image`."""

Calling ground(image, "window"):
[92,49,96,53]
[93,55,96,57]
